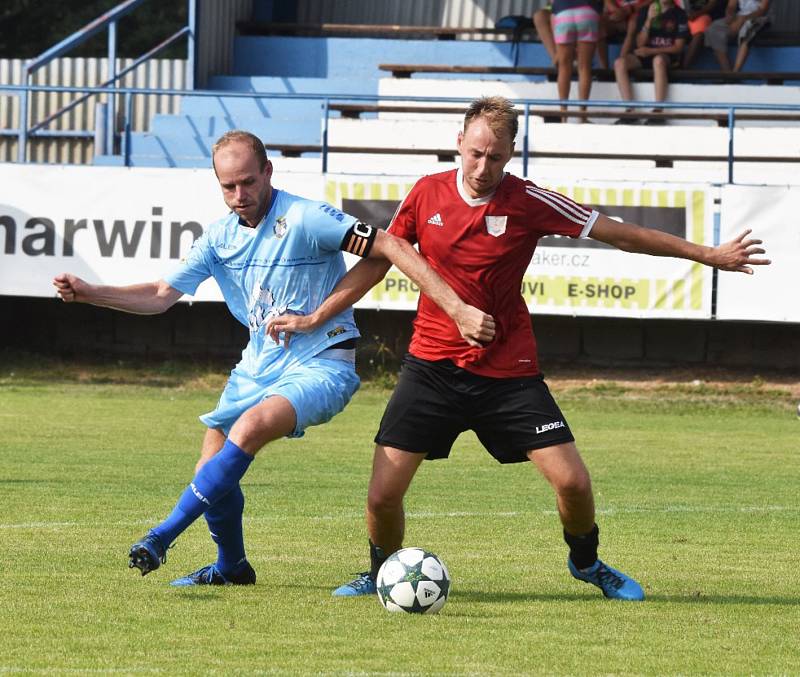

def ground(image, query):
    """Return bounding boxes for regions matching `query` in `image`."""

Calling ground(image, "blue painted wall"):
[231,35,800,80]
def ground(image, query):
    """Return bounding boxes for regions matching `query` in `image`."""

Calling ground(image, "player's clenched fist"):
[53,273,88,303]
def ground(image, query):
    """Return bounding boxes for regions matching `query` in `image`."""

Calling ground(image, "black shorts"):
[374,355,575,464]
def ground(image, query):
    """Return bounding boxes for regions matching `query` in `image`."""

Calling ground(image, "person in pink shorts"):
[552,0,602,121]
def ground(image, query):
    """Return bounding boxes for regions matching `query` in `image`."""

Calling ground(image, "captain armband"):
[340,221,377,258]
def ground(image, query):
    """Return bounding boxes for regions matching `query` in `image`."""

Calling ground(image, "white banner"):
[716,185,800,322]
[0,163,325,302]
[327,175,717,319]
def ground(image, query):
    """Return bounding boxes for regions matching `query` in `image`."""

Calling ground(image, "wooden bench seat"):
[378,63,800,85]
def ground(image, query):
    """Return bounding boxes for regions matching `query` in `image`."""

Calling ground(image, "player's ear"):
[265,159,274,179]
[457,130,464,152]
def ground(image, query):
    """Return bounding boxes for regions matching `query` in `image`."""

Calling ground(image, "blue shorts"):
[200,357,360,438]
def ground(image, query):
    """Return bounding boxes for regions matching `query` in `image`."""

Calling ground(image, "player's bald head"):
[212,130,268,174]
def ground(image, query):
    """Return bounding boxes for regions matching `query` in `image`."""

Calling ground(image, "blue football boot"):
[568,558,645,601]
[128,531,168,576]
[332,572,376,596]
[170,562,256,587]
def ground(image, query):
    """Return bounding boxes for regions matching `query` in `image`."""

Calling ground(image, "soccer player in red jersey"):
[267,96,769,601]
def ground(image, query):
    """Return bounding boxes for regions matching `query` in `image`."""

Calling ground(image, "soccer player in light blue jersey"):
[53,130,495,586]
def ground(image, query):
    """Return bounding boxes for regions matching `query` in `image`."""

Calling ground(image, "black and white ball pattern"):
[376,547,451,614]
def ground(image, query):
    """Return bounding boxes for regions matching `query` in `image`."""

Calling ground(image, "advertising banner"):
[0,164,325,302]
[715,185,800,322]
[327,176,717,319]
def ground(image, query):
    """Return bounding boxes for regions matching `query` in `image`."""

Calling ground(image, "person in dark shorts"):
[613,0,690,124]
[266,96,769,602]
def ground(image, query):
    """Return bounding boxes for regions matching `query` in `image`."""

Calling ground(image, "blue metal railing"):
[16,0,196,163]
[2,82,800,184]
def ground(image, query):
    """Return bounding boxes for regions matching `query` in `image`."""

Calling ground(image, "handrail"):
[24,0,147,75]
[17,0,196,163]
[29,26,190,135]
[4,82,800,183]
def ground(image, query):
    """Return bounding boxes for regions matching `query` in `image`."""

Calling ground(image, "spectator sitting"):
[613,0,689,125]
[552,0,602,122]
[679,0,723,67]
[703,0,770,72]
[533,3,558,64]
[597,0,655,68]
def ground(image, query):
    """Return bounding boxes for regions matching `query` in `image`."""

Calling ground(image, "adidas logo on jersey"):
[427,213,444,226]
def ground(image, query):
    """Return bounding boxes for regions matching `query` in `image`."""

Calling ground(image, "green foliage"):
[1,374,798,674]
[0,0,188,59]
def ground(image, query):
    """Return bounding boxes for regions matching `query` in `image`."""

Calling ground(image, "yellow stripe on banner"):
[692,191,705,244]
[387,184,400,200]
[691,263,703,309]
[339,183,349,200]
[622,189,635,207]
[325,181,337,205]
[590,188,601,205]
[405,183,415,194]
[573,187,585,204]
[605,189,618,205]
[353,183,365,200]
[371,183,383,200]
[654,279,668,309]
[674,191,686,209]
[641,190,652,207]
[658,190,669,208]
[557,186,569,198]
[672,278,685,309]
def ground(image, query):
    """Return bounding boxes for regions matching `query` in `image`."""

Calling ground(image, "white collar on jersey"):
[456,167,504,206]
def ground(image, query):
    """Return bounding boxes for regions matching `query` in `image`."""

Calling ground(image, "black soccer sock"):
[564,523,600,570]
[369,539,389,580]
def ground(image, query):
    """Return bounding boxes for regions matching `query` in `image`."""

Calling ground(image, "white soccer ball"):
[376,547,451,614]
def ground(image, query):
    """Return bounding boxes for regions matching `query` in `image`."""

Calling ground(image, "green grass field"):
[1,363,798,675]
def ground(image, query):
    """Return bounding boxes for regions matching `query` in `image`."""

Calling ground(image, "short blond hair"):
[211,130,268,172]
[464,96,519,143]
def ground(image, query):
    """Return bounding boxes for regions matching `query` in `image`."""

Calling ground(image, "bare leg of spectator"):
[556,42,576,122]
[712,47,733,71]
[683,33,703,68]
[534,9,557,65]
[613,53,640,124]
[652,54,669,103]
[577,40,596,123]
[733,42,750,72]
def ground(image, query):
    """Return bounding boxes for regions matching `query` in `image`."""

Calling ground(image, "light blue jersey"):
[165,188,363,435]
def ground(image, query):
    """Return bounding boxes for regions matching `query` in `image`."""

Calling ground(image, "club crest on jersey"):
[273,216,288,238]
[485,215,507,237]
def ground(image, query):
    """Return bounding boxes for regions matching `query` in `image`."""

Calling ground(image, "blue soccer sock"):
[205,484,248,576]
[151,440,253,547]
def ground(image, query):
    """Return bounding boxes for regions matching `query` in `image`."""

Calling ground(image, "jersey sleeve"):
[163,231,214,296]
[296,201,358,252]
[523,183,599,238]
[386,181,420,245]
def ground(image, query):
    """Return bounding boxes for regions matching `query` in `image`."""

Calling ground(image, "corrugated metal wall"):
[0,58,186,164]
[294,0,545,27]
[196,0,253,87]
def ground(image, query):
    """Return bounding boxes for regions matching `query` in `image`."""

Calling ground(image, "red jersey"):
[388,168,598,378]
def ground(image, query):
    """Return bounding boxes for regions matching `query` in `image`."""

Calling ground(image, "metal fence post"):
[94,101,108,157]
[727,107,736,184]
[187,0,196,90]
[123,93,133,166]
[322,98,329,174]
[18,69,31,163]
[107,20,118,155]
[522,103,530,179]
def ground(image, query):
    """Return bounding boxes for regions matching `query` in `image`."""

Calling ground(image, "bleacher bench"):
[378,63,800,85]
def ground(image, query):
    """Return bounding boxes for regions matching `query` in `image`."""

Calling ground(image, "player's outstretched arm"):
[588,214,771,274]
[53,273,183,314]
